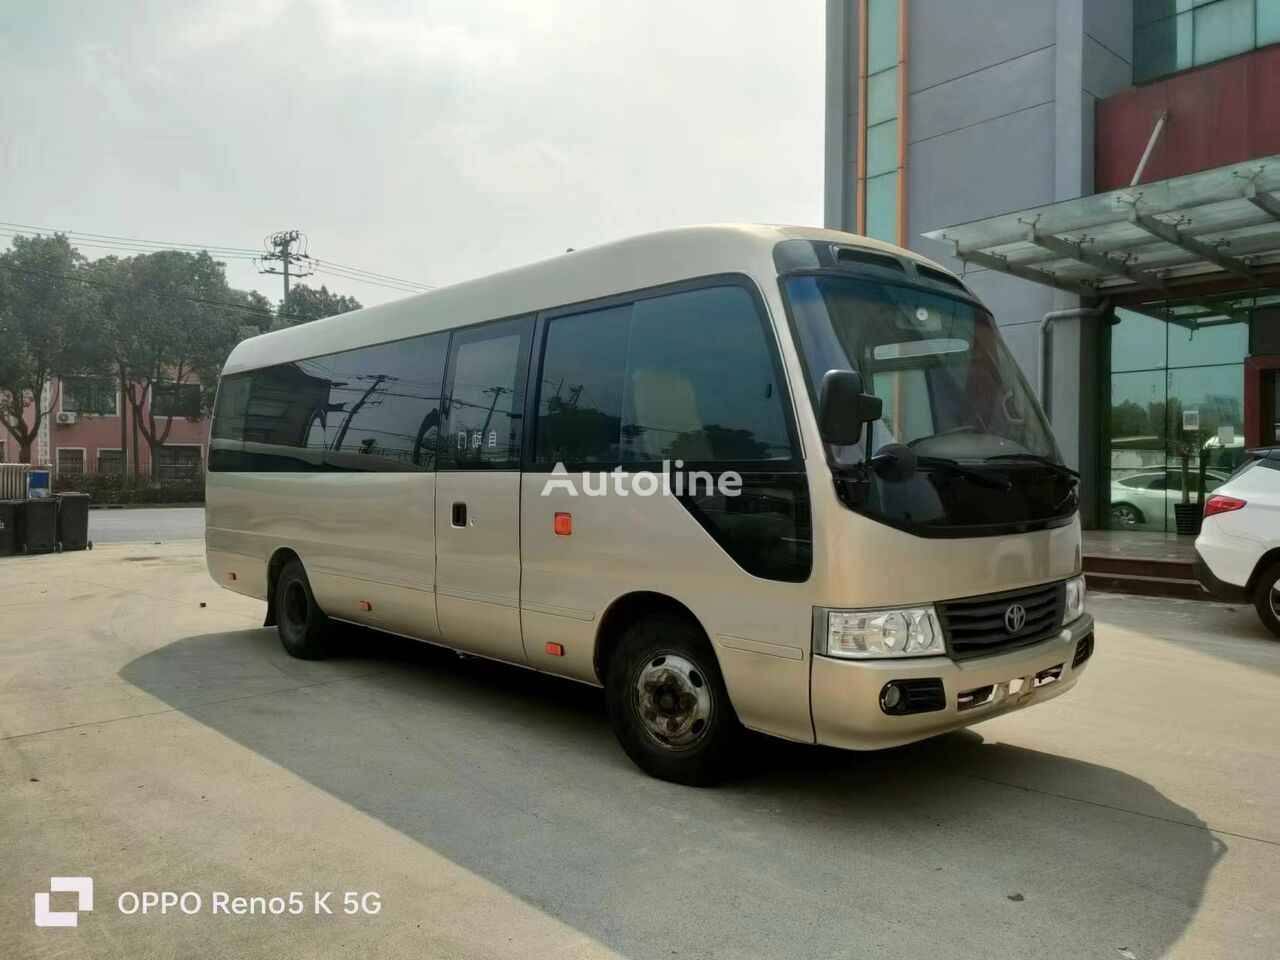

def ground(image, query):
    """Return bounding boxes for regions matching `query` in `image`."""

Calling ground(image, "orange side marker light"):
[359,600,372,612]
[546,642,565,657]
[554,512,572,536]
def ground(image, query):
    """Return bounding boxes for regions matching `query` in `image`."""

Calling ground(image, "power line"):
[0,219,436,293]
[0,261,292,322]
[0,220,260,256]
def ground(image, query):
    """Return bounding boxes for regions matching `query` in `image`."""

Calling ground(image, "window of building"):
[61,376,117,416]
[152,382,202,418]
[1134,0,1280,83]
[439,318,531,470]
[1105,295,1261,532]
[0,440,6,463]
[98,449,123,475]
[858,0,902,243]
[57,448,85,475]
[156,445,204,480]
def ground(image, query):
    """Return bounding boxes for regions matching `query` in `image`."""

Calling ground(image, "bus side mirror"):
[818,369,882,446]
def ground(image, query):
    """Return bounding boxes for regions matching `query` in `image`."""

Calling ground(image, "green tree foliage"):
[107,250,249,461]
[0,234,104,462]
[277,283,362,328]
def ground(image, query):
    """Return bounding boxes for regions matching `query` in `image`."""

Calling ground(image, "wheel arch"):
[1246,547,1280,595]
[593,591,711,684]
[263,546,302,627]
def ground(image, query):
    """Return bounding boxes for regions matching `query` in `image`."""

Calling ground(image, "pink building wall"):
[1,377,210,472]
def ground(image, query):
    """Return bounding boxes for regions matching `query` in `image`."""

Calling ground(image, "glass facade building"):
[1135,0,1280,82]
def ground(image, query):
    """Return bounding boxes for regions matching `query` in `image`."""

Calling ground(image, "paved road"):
[2,543,1277,959]
[88,506,205,544]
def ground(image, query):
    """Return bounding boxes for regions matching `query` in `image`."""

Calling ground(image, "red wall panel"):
[1096,46,1280,192]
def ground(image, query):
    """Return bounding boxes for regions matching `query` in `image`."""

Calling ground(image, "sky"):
[0,0,825,307]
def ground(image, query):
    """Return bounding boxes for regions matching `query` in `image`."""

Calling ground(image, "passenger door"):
[435,316,533,663]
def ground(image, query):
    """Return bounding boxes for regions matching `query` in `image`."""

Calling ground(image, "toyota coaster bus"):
[206,224,1094,784]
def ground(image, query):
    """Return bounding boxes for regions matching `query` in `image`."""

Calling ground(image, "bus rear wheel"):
[274,559,333,660]
[604,613,737,785]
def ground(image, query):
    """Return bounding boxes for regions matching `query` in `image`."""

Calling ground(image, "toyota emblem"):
[1004,603,1026,634]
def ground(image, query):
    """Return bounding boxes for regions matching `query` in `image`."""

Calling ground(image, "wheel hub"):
[634,653,712,750]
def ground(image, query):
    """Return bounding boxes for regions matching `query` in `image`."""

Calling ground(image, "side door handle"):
[451,502,467,527]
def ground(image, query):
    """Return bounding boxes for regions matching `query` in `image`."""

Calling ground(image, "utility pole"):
[257,229,314,323]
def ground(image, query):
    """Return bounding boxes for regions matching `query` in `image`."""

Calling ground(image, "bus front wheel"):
[274,559,333,660]
[604,613,737,786]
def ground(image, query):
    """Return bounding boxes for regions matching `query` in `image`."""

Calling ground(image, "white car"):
[1111,468,1229,528]
[1194,449,1280,636]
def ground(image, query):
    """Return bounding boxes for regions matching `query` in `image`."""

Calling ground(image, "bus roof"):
[222,223,960,375]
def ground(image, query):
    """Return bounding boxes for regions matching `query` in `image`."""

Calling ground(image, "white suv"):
[1195,448,1280,636]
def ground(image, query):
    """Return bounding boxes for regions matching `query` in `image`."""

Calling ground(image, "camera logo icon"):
[34,877,93,927]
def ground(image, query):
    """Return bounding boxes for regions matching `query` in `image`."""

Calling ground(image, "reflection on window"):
[1106,298,1249,531]
[536,306,630,464]
[439,319,529,469]
[211,332,448,472]
[621,287,793,464]
[1133,0,1274,82]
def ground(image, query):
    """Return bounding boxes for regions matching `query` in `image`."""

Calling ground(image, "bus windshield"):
[784,274,1075,533]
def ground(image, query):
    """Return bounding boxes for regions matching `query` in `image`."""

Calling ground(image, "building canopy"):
[923,155,1280,300]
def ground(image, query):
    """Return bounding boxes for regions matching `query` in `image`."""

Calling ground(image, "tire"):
[1111,502,1144,526]
[604,612,738,786]
[1251,561,1280,638]
[274,559,333,659]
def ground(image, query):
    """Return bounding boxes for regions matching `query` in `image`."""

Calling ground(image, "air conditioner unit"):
[55,411,77,425]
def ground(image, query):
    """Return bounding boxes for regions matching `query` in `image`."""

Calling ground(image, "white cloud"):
[0,0,824,304]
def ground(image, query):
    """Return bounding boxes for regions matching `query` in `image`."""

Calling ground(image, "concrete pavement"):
[1,542,1277,959]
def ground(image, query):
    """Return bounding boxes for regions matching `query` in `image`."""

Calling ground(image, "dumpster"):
[56,492,91,551]
[0,500,20,557]
[17,499,58,554]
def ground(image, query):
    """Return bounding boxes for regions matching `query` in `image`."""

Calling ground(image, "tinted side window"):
[211,375,250,441]
[242,355,340,470]
[534,305,631,464]
[212,332,448,473]
[440,317,532,469]
[326,333,447,470]
[621,287,793,464]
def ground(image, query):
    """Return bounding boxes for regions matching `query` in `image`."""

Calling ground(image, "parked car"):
[1110,468,1229,528]
[1195,448,1280,636]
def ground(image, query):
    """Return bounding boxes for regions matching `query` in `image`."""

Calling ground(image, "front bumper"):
[811,614,1094,750]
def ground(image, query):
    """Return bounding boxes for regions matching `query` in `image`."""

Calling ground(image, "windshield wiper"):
[983,453,1079,482]
[916,456,1012,493]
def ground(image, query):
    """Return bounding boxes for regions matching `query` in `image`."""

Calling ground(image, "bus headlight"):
[822,607,944,658]
[1063,575,1086,625]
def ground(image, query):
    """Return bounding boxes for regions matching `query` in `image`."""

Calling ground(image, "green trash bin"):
[0,500,20,557]
[56,492,91,551]
[18,499,58,554]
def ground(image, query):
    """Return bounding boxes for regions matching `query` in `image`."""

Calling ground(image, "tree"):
[0,234,103,462]
[276,283,361,329]
[110,250,247,464]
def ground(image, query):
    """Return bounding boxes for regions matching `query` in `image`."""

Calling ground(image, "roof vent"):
[917,265,968,292]
[833,246,906,272]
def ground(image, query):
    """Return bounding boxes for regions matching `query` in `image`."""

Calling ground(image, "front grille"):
[937,580,1066,661]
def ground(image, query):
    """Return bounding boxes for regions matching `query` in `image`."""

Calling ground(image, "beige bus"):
[206,224,1093,784]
